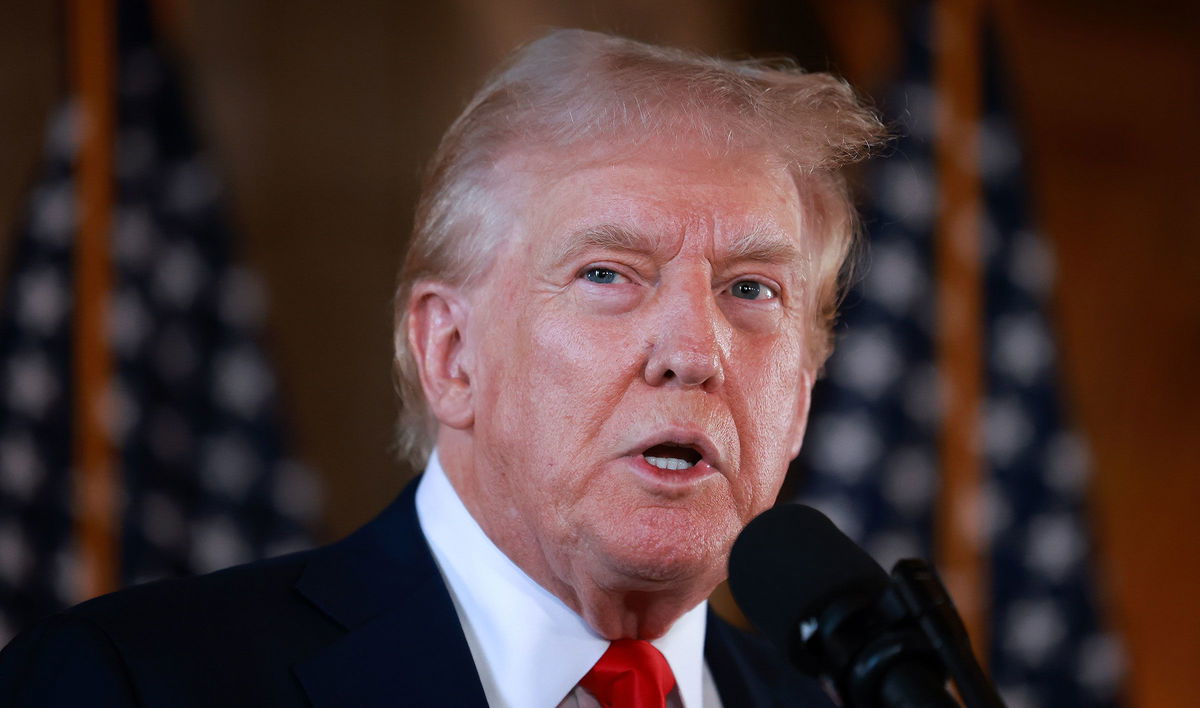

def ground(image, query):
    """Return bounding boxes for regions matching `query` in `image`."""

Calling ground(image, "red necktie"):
[579,639,677,708]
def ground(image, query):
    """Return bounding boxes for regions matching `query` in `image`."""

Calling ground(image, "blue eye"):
[730,280,775,300]
[583,267,621,284]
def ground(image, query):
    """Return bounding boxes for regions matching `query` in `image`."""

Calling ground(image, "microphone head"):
[728,504,889,670]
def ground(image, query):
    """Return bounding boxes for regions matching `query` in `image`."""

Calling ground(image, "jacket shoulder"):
[70,548,326,634]
[0,547,342,707]
[0,610,140,706]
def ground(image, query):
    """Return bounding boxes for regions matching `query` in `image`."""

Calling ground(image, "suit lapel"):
[290,480,488,708]
[705,607,838,707]
[705,608,765,707]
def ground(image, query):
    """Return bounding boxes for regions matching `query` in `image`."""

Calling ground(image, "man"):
[0,29,883,706]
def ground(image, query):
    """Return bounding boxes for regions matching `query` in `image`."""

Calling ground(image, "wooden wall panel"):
[995,3,1200,705]
[0,3,60,306]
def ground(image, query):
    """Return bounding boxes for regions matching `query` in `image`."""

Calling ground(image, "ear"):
[403,282,475,430]
[787,368,816,459]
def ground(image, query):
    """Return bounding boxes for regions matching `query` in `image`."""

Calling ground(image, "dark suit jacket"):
[0,480,834,707]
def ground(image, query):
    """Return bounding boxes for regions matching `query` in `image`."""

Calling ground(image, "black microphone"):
[728,504,1004,708]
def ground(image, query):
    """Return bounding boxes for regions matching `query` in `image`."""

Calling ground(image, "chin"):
[611,558,723,596]
[590,509,736,591]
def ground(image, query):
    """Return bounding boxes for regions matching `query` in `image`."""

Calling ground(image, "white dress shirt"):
[415,451,723,707]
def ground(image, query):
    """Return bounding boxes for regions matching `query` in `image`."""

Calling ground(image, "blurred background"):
[0,0,1196,706]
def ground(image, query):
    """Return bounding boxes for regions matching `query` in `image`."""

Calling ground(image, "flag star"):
[809,413,883,482]
[1025,513,1084,582]
[877,160,936,230]
[165,160,220,216]
[109,287,151,357]
[153,241,206,310]
[0,525,31,585]
[96,380,140,446]
[29,181,75,247]
[833,327,902,400]
[901,363,941,428]
[994,313,1053,386]
[190,516,251,573]
[114,205,157,270]
[883,447,936,517]
[1004,598,1067,666]
[15,266,69,336]
[864,241,925,314]
[6,351,61,419]
[984,397,1035,468]
[0,432,42,501]
[201,432,258,500]
[1009,229,1055,299]
[214,348,273,419]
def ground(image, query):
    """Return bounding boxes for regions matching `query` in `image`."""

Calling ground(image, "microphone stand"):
[889,560,1005,708]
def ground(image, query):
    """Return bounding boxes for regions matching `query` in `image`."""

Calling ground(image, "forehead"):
[503,146,806,261]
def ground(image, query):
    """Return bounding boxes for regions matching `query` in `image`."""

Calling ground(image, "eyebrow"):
[554,224,653,266]
[722,230,806,269]
[555,223,806,269]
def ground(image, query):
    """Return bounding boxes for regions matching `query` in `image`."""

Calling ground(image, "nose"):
[643,278,727,390]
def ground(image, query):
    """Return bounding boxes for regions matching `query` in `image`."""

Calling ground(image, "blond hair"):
[394,29,886,468]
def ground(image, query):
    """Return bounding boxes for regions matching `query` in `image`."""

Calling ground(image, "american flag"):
[791,7,1125,706]
[0,0,319,642]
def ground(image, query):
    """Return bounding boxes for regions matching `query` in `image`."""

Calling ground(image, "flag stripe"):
[933,0,989,665]
[70,0,119,601]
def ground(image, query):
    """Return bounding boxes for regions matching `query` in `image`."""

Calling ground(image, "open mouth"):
[641,444,703,471]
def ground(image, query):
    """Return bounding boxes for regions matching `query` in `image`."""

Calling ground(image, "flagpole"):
[70,0,119,601]
[933,0,989,666]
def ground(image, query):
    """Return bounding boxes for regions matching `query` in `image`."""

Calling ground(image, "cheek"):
[731,333,806,423]
[530,310,642,400]
[727,335,808,497]
[478,304,641,477]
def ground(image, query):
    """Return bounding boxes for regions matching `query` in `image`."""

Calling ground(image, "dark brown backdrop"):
[1,2,1196,705]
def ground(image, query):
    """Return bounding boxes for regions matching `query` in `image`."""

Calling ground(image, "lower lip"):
[626,455,718,492]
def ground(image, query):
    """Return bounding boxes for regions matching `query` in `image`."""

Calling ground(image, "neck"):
[562,581,712,640]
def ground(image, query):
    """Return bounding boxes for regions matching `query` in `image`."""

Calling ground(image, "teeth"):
[644,455,696,471]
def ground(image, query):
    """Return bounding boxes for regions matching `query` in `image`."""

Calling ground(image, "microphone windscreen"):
[728,504,889,665]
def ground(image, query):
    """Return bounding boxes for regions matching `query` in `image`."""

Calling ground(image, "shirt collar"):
[416,450,709,708]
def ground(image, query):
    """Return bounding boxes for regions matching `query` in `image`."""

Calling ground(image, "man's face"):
[452,145,816,607]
